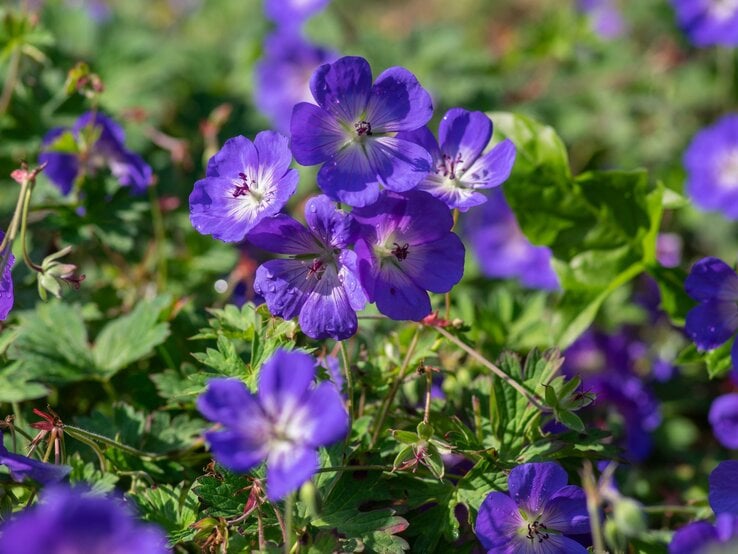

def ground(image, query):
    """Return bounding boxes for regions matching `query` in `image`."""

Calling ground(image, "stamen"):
[434,153,464,180]
[391,242,409,261]
[354,120,372,136]
[306,259,326,281]
[232,172,255,198]
[525,520,551,543]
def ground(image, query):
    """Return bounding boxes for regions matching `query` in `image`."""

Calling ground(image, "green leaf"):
[556,409,586,433]
[194,464,256,518]
[92,295,171,379]
[0,362,48,403]
[133,483,199,547]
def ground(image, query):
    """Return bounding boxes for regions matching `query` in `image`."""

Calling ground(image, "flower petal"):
[373,262,431,321]
[254,130,294,184]
[543,485,589,535]
[508,462,569,515]
[669,521,719,554]
[39,128,79,196]
[399,233,465,294]
[439,108,492,166]
[248,215,321,254]
[0,436,71,485]
[367,136,433,193]
[197,378,259,426]
[366,66,433,132]
[339,250,367,311]
[475,491,523,553]
[255,258,313,320]
[316,144,381,207]
[685,257,738,302]
[395,125,441,162]
[298,266,359,340]
[709,460,738,515]
[109,150,152,193]
[460,138,517,190]
[266,445,319,501]
[205,134,258,178]
[204,428,268,473]
[685,299,738,350]
[302,382,349,446]
[709,393,738,450]
[309,56,372,123]
[258,349,316,416]
[304,195,353,249]
[290,102,349,166]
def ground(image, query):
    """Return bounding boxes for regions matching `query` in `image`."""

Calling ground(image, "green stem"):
[64,424,162,460]
[423,369,432,425]
[0,178,30,276]
[18,179,42,272]
[582,461,606,554]
[642,505,705,514]
[338,340,354,461]
[63,427,108,471]
[314,464,389,474]
[433,326,547,412]
[0,47,22,118]
[148,186,167,290]
[370,327,422,447]
[283,493,295,554]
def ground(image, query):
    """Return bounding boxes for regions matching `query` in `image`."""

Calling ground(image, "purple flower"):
[250,195,366,340]
[475,462,590,553]
[710,460,738,515]
[39,112,152,196]
[578,0,627,39]
[671,0,738,46]
[189,132,298,243]
[0,231,14,321]
[254,32,338,134]
[563,331,662,461]
[197,348,348,500]
[0,486,170,554]
[684,257,738,367]
[684,115,738,218]
[351,190,464,321]
[290,56,434,207]
[462,188,559,291]
[0,433,70,484]
[395,108,516,211]
[670,461,738,553]
[263,0,330,26]
[709,393,738,449]
[657,233,683,268]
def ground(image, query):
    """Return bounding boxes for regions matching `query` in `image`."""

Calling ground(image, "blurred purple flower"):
[0,486,169,554]
[462,188,559,291]
[0,231,14,321]
[251,195,366,340]
[264,0,330,26]
[197,348,348,500]
[684,115,738,218]
[564,331,662,461]
[671,0,738,46]
[351,190,465,321]
[290,55,433,207]
[320,354,344,392]
[710,460,738,514]
[395,108,516,211]
[189,132,298,243]
[39,112,152,196]
[709,393,738,449]
[255,32,338,134]
[657,233,683,268]
[578,0,627,39]
[684,257,738,368]
[475,462,590,553]
[0,432,70,484]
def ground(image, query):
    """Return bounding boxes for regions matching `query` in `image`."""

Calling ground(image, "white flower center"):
[717,148,738,188]
[709,0,738,21]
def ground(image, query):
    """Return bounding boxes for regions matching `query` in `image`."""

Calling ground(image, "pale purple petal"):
[338,250,367,311]
[710,460,738,515]
[460,139,517,190]
[290,102,349,166]
[366,136,433,193]
[309,56,372,123]
[255,258,313,320]
[684,300,738,350]
[508,462,569,515]
[298,266,359,340]
[206,135,258,178]
[316,144,381,207]
[258,349,316,416]
[255,130,294,184]
[266,446,319,501]
[365,66,433,132]
[302,382,349,446]
[109,150,152,193]
[439,108,492,166]
[204,428,269,472]
[304,195,353,249]
[197,378,262,427]
[475,491,523,553]
[715,513,738,542]
[669,521,719,554]
[709,393,738,449]
[543,485,590,535]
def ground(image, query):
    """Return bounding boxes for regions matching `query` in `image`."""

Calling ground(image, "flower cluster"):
[475,462,590,553]
[192,55,517,339]
[671,0,738,46]
[197,348,348,500]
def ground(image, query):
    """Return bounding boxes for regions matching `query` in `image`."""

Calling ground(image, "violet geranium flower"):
[684,115,738,218]
[351,190,465,321]
[290,55,434,207]
[263,0,330,27]
[670,461,738,553]
[254,31,338,134]
[709,393,738,449]
[684,257,738,367]
[475,462,590,553]
[0,432,70,484]
[189,131,298,242]
[578,0,627,39]
[0,486,170,554]
[39,112,152,196]
[0,231,14,321]
[462,188,559,291]
[396,108,516,211]
[197,348,348,500]
[251,195,366,340]
[670,0,738,47]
